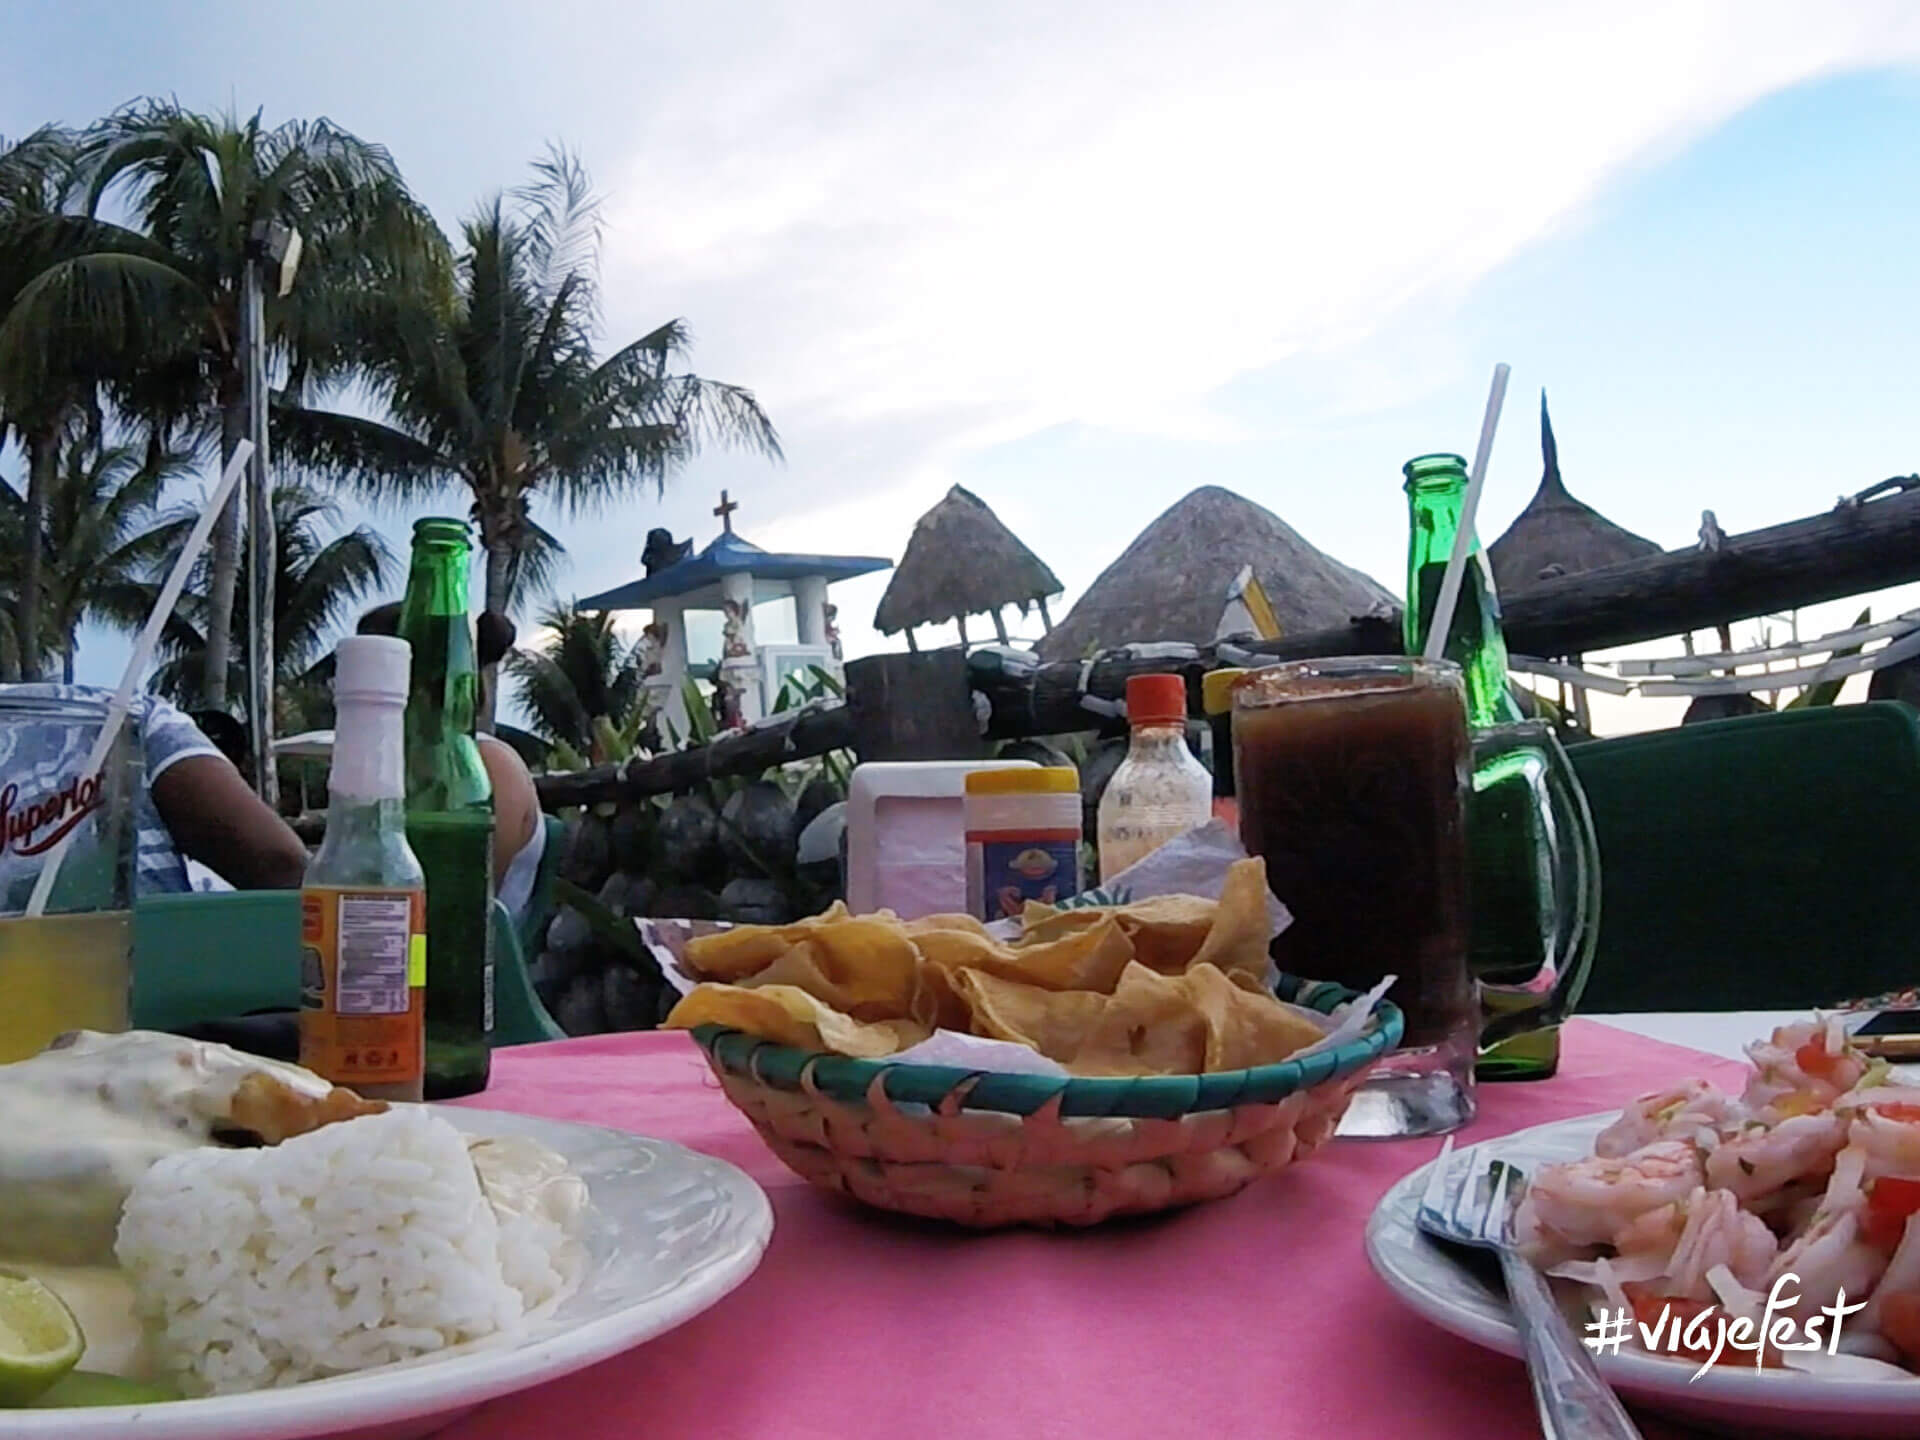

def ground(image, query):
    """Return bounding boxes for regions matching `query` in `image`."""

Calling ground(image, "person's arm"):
[476,735,539,890]
[151,755,311,890]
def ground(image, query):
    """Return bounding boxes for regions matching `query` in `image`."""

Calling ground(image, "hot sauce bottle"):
[298,635,426,1103]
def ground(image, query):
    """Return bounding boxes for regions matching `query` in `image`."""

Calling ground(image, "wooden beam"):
[1498,484,1920,657]
[846,652,985,761]
[534,701,855,808]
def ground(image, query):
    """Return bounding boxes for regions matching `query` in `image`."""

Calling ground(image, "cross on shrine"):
[714,490,739,534]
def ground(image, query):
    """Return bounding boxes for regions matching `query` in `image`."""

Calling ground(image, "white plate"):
[9,1109,773,1440]
[1366,1111,1920,1440]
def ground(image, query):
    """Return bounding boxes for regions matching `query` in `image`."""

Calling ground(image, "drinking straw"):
[1421,363,1511,665]
[25,441,256,917]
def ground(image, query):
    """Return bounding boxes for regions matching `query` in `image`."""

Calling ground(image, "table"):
[1593,1010,1836,1061]
[439,1017,1770,1440]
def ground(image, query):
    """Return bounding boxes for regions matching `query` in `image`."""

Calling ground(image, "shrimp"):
[1840,1096,1920,1180]
[1662,1187,1779,1300]
[1516,1139,1705,1250]
[1595,1079,1742,1158]
[1766,1208,1887,1322]
[1703,1111,1848,1204]
[1742,1018,1869,1116]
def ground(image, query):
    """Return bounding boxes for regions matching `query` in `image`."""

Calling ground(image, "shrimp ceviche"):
[1515,1018,1920,1377]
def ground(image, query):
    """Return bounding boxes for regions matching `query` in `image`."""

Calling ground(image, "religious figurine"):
[720,598,752,659]
[639,619,669,678]
[824,603,843,663]
[711,675,745,731]
[642,527,692,576]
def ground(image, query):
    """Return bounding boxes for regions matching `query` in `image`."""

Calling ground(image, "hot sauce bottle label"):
[299,886,425,1086]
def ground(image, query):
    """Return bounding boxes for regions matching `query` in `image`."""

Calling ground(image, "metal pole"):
[243,255,278,808]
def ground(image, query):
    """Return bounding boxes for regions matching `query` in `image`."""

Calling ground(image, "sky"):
[7,0,1920,735]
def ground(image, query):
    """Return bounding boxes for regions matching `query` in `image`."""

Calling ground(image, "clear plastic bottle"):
[299,635,427,1103]
[1097,674,1212,883]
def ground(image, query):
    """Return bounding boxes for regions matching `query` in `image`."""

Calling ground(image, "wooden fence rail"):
[534,479,1920,808]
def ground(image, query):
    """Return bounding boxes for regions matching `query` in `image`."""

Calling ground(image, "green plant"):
[0,101,447,706]
[277,146,782,722]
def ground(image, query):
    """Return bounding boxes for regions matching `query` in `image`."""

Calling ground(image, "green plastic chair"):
[132,890,302,1032]
[1567,702,1920,1013]
[492,896,566,1044]
[133,888,564,1046]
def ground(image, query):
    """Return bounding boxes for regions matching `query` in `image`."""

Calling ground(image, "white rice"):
[114,1108,573,1396]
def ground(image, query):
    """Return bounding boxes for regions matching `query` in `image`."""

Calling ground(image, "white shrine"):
[576,492,892,739]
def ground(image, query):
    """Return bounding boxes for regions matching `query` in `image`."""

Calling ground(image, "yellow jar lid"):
[1202,668,1247,716]
[965,766,1081,795]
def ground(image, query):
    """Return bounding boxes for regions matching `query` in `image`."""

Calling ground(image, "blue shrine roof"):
[576,531,892,611]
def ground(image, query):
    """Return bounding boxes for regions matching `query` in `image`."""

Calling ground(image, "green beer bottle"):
[1404,453,1566,1081]
[1403,453,1525,729]
[397,518,494,1098]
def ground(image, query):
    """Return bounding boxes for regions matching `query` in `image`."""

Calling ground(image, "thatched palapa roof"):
[1035,486,1394,661]
[874,486,1062,636]
[1487,393,1663,595]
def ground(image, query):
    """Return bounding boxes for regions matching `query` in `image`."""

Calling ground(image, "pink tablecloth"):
[444,1019,1746,1440]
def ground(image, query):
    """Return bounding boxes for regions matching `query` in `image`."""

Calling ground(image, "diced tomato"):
[1797,1038,1843,1080]
[1864,1177,1920,1249]
[1881,1293,1920,1369]
[1874,1102,1920,1124]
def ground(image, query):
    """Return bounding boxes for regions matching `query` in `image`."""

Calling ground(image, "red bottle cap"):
[1126,674,1188,726]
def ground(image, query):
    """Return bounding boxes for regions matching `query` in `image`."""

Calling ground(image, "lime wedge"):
[0,1272,82,1406]
[29,1371,181,1408]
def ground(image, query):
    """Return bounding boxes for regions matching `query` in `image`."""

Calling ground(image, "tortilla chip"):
[1015,902,1109,946]
[664,982,928,1058]
[1182,962,1325,1070]
[736,917,929,1021]
[1184,858,1275,988]
[1068,962,1211,1076]
[945,968,1110,1063]
[1110,894,1221,974]
[915,916,1135,995]
[681,925,797,982]
[904,913,994,939]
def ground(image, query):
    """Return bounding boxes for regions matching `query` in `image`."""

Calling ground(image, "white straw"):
[1422,363,1511,664]
[25,441,255,917]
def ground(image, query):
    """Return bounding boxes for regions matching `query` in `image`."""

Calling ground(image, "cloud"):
[564,1,1920,657]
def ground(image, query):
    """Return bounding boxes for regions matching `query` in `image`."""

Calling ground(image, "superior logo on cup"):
[1582,1273,1868,1380]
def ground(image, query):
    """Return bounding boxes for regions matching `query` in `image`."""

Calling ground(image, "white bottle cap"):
[334,634,412,703]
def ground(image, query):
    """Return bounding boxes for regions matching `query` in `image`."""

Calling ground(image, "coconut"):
[720,782,798,876]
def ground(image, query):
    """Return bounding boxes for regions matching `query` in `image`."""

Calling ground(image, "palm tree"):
[147,483,394,724]
[278,147,782,721]
[0,125,92,680]
[0,101,448,707]
[506,599,652,762]
[0,440,197,681]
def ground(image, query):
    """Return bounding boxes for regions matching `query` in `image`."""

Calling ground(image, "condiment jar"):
[1097,674,1212,883]
[964,767,1083,923]
[1201,667,1245,832]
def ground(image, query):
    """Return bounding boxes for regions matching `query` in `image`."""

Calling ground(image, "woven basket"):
[691,975,1403,1228]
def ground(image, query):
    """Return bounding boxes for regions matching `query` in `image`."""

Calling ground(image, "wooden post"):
[956,614,969,648]
[992,608,1010,644]
[1037,596,1054,632]
[846,652,986,762]
[905,629,919,653]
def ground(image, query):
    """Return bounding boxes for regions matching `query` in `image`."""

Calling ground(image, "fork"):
[1415,1137,1643,1440]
